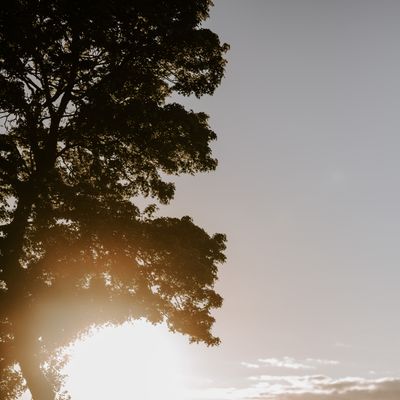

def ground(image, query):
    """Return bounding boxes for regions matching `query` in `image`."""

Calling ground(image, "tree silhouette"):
[0,1,228,399]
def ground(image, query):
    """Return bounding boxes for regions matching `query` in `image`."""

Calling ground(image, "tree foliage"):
[0,1,228,399]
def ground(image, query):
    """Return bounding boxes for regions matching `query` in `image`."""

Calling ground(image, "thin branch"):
[35,57,55,119]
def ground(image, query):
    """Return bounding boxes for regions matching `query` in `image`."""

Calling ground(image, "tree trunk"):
[18,353,56,400]
[1,190,34,289]
[12,301,57,400]
[2,190,56,400]
[2,211,57,399]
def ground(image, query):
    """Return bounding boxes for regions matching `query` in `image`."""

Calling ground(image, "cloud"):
[242,362,261,369]
[188,376,400,400]
[242,357,339,372]
[258,357,315,370]
[193,356,397,400]
[306,359,340,366]
[254,375,400,400]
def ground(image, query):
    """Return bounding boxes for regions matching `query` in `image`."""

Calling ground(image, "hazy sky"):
[48,1,400,400]
[149,1,400,399]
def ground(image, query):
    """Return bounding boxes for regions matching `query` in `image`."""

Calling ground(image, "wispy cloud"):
[258,357,315,370]
[242,357,340,371]
[188,376,400,400]
[253,375,400,399]
[306,358,340,366]
[241,362,261,369]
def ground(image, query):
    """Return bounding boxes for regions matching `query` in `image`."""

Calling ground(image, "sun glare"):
[64,320,188,400]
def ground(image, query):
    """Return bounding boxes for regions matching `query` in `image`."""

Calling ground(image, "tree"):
[0,1,228,399]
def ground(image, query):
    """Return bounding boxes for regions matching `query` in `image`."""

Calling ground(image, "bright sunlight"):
[63,321,188,400]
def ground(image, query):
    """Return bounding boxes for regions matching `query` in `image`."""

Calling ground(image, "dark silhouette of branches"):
[0,1,228,399]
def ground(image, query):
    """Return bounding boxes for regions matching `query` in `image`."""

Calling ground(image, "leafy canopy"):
[0,1,228,398]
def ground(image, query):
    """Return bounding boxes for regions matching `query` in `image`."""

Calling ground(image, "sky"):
[22,1,400,399]
[144,0,400,399]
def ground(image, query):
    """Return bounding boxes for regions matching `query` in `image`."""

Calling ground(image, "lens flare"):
[64,320,187,400]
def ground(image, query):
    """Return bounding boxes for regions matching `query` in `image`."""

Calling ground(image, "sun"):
[63,320,188,400]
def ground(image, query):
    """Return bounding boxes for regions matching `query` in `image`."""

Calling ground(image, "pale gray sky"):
[155,0,400,398]
[59,2,400,399]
